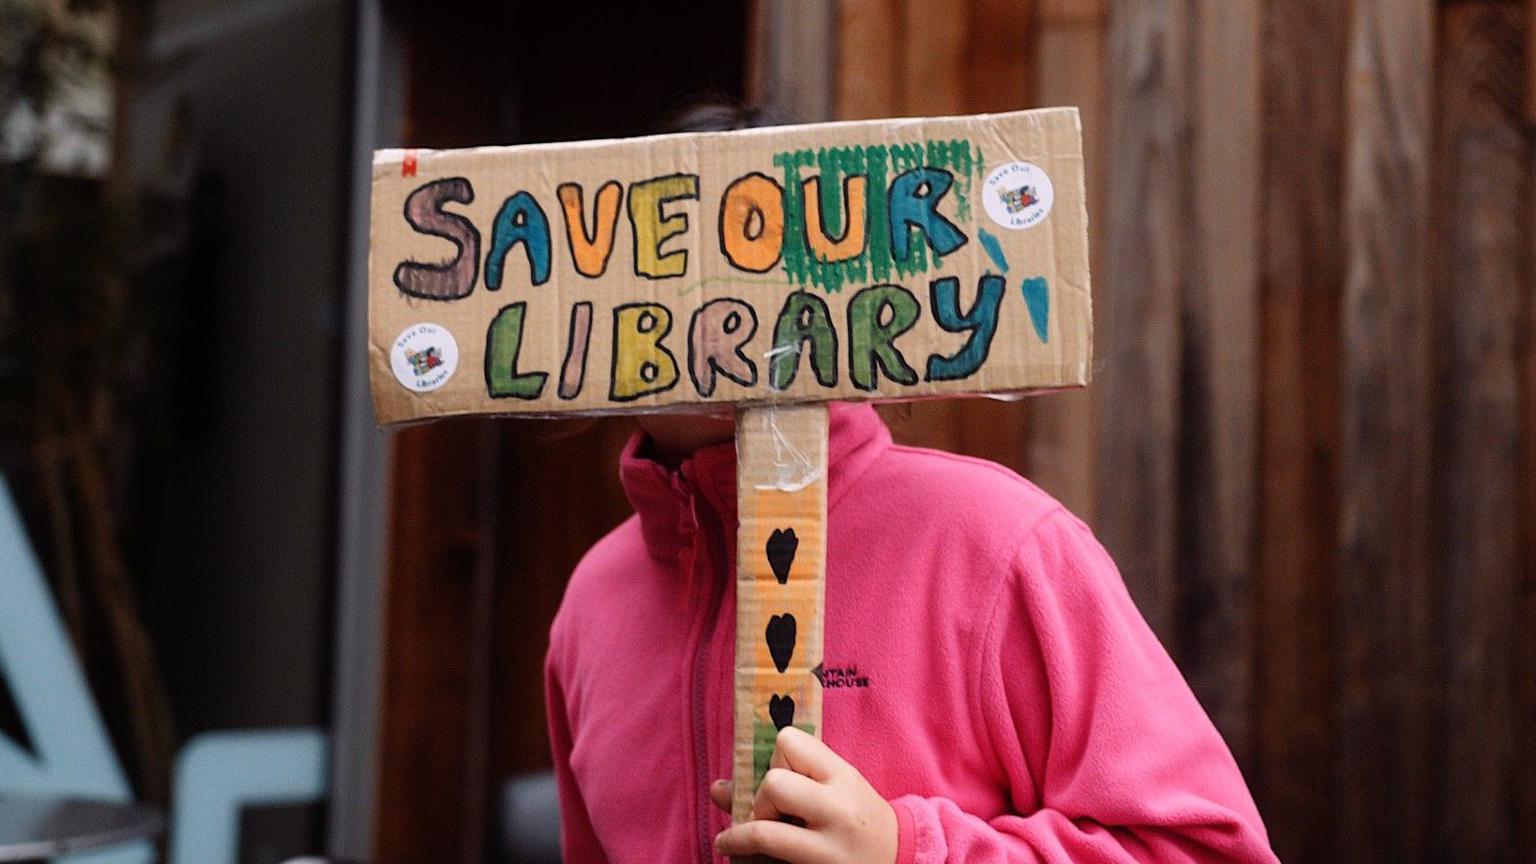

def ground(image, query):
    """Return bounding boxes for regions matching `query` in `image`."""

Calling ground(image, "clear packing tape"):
[753,343,825,492]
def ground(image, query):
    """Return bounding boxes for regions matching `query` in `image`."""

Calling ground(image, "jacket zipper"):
[689,494,730,864]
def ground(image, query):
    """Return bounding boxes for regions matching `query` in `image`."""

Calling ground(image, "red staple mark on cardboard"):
[402,150,418,178]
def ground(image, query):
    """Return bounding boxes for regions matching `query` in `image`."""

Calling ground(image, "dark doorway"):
[374,3,751,862]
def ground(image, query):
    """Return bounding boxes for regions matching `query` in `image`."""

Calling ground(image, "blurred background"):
[0,1,1531,863]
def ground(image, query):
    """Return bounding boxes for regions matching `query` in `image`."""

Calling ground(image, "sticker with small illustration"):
[983,160,1054,230]
[390,322,459,392]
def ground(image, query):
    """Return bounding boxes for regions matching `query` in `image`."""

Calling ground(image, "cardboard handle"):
[729,403,829,858]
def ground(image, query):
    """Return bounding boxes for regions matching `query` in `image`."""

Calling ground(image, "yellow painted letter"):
[627,173,698,279]
[610,303,680,401]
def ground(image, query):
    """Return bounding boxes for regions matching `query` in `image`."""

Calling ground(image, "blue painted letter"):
[887,168,967,261]
[485,191,552,288]
[926,275,1003,382]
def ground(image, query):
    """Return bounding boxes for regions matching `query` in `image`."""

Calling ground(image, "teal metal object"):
[1,476,330,864]
[169,729,328,864]
[0,475,150,864]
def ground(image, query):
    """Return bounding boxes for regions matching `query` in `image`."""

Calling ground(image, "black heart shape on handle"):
[769,694,796,731]
[766,528,798,584]
[766,614,797,673]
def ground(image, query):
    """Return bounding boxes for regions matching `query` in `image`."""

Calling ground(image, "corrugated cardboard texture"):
[731,404,829,826]
[368,108,1091,423]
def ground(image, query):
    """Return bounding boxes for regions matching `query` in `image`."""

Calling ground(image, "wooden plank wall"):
[1255,2,1346,858]
[1434,6,1530,858]
[837,1,1536,862]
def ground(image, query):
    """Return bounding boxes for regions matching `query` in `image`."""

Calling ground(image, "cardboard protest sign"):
[366,108,1094,836]
[368,108,1091,423]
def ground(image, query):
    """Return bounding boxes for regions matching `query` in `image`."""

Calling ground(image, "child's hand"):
[709,726,898,864]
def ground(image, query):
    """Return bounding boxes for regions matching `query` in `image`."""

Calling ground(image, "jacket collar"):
[619,403,891,561]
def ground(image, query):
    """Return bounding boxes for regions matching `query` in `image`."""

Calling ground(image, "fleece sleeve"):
[889,510,1279,864]
[544,639,611,864]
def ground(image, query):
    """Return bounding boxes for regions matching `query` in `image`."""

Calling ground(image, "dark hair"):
[660,101,781,134]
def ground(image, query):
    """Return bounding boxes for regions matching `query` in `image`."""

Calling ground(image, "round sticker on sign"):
[390,322,459,393]
[982,161,1054,230]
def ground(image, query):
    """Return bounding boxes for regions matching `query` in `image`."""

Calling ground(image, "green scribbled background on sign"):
[772,139,978,293]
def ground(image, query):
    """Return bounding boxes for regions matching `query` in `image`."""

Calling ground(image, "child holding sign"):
[542,108,1278,864]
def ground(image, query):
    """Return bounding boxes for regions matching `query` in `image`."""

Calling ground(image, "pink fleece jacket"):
[545,404,1277,864]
